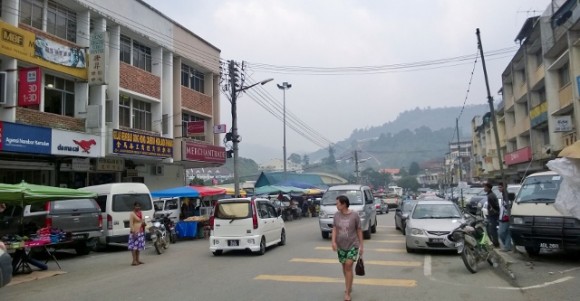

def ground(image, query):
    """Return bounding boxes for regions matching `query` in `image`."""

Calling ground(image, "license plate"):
[228,240,239,247]
[539,243,559,250]
[430,238,444,243]
[72,234,86,240]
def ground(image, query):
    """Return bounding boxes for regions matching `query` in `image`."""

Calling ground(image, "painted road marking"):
[377,225,395,228]
[290,258,422,267]
[423,255,432,276]
[369,240,405,243]
[255,275,417,287]
[368,233,401,237]
[315,246,406,253]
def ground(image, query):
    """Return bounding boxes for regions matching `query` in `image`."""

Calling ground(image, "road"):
[1,213,576,301]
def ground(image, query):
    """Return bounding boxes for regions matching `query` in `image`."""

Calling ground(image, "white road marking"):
[423,255,432,277]
[429,275,575,291]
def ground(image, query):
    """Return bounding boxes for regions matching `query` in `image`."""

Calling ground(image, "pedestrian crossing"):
[254,223,425,288]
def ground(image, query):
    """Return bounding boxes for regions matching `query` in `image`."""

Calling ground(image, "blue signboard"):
[0,122,51,154]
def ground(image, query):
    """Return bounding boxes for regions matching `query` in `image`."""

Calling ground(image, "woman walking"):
[129,202,146,266]
[332,195,364,301]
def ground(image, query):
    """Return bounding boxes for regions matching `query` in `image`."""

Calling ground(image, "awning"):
[0,181,97,205]
[150,185,227,198]
[254,185,306,196]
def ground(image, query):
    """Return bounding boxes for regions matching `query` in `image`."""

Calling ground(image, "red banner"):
[183,141,226,164]
[187,120,205,136]
[504,146,532,166]
[18,67,41,106]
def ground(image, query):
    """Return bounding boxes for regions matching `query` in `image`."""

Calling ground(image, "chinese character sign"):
[89,31,109,86]
[112,129,173,158]
[18,67,41,106]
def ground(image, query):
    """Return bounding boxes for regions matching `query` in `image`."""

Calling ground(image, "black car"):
[394,199,415,235]
[0,243,12,288]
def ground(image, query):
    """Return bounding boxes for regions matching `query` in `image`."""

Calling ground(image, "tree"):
[321,146,337,170]
[408,161,420,175]
[190,177,204,185]
[397,176,420,192]
[360,167,391,189]
[288,153,302,164]
[302,154,310,166]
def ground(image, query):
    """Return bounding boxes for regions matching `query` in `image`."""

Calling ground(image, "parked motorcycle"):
[149,213,170,254]
[161,214,177,244]
[447,212,496,273]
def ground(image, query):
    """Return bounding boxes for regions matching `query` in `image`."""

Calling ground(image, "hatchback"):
[209,198,286,256]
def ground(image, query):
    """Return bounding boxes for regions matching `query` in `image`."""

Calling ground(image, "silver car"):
[405,200,464,253]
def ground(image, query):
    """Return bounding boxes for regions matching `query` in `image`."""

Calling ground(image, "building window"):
[44,74,75,117]
[559,64,570,87]
[20,0,43,29]
[182,113,205,141]
[181,64,205,93]
[119,95,131,127]
[46,0,77,42]
[119,35,152,72]
[133,99,151,131]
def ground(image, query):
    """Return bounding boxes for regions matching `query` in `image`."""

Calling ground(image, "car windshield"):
[412,203,461,219]
[516,175,561,203]
[321,190,363,205]
[215,201,251,219]
[112,194,153,212]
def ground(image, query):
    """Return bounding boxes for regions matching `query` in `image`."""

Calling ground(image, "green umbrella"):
[0,181,97,204]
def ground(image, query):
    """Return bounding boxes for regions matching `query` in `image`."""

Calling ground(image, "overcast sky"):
[144,0,551,162]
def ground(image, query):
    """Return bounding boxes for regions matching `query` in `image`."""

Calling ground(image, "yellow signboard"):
[530,102,548,119]
[0,21,87,79]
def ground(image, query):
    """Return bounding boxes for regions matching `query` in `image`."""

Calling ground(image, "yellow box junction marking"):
[290,258,421,267]
[254,275,417,287]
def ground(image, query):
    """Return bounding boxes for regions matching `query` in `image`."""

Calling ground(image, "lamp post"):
[277,82,292,175]
[230,68,273,197]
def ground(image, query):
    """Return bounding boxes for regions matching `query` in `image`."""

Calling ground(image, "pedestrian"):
[484,183,500,248]
[128,202,146,266]
[331,195,364,301]
[497,183,512,251]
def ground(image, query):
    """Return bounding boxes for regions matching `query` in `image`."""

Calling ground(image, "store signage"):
[112,129,173,158]
[504,146,532,166]
[18,67,42,106]
[182,141,226,164]
[96,157,125,171]
[0,20,87,79]
[88,31,109,85]
[554,115,572,132]
[0,121,51,154]
[51,129,102,157]
[71,158,91,171]
[530,102,548,127]
[187,120,205,136]
[213,124,227,134]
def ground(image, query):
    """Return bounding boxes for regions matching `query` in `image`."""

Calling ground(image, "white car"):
[209,198,286,256]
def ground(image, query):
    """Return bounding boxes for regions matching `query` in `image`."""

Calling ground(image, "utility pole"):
[354,150,360,184]
[456,118,462,183]
[477,28,506,184]
[228,60,241,197]
[277,82,292,176]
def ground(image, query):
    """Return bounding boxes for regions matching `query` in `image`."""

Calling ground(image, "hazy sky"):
[144,0,551,162]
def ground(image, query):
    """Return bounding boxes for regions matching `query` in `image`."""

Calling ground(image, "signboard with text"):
[88,31,109,85]
[18,67,41,106]
[504,146,532,166]
[51,129,102,157]
[182,141,226,164]
[554,115,572,132]
[187,120,205,136]
[112,129,173,158]
[0,121,51,154]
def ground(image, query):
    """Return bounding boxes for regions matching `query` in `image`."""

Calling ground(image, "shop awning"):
[190,185,227,197]
[0,181,97,205]
[211,184,247,197]
[150,185,227,198]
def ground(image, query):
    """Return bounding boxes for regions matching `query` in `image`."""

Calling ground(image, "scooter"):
[447,212,495,273]
[149,213,169,254]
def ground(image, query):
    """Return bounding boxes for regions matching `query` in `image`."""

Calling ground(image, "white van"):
[318,184,377,240]
[79,183,154,248]
[510,171,579,255]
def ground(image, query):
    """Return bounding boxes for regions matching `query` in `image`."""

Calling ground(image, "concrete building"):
[0,0,224,190]
[443,140,472,184]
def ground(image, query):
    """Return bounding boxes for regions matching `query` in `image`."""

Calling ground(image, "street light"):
[277,82,292,175]
[231,77,273,197]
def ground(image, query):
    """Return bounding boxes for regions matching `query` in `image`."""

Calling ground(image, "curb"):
[492,247,528,286]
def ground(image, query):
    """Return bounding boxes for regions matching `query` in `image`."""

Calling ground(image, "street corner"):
[492,246,580,288]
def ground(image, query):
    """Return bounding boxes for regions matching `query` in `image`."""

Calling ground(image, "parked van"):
[318,184,377,240]
[510,171,580,255]
[79,183,154,248]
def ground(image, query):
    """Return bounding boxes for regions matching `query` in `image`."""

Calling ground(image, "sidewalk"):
[493,246,580,288]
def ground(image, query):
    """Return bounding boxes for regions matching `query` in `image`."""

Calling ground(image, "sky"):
[144,0,552,163]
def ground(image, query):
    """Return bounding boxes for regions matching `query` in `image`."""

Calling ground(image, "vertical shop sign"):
[88,31,109,85]
[18,67,41,106]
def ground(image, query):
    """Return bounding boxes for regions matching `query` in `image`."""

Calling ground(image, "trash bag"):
[546,157,580,219]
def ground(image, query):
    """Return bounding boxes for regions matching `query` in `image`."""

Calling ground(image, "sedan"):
[394,199,415,234]
[405,200,465,253]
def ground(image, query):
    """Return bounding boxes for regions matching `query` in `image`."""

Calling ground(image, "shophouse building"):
[0,0,225,190]
[471,0,579,183]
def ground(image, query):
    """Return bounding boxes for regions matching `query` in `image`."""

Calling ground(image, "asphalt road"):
[1,212,577,301]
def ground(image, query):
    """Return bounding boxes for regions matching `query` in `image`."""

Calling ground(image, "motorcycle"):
[161,214,177,244]
[447,212,496,273]
[149,213,170,254]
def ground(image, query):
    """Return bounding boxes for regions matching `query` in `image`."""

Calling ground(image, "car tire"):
[212,250,223,256]
[395,219,400,230]
[321,231,330,239]
[278,229,286,246]
[256,237,266,255]
[406,244,415,253]
[75,244,91,256]
[371,218,377,233]
[363,223,371,239]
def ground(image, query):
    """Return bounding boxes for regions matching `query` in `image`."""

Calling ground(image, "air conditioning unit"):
[151,165,164,176]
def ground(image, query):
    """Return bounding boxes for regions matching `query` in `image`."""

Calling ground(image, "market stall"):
[0,181,97,274]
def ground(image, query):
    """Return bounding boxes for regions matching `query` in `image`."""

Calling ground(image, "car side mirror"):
[508,193,515,201]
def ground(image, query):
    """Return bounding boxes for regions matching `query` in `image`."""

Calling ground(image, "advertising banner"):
[182,141,226,164]
[51,129,102,157]
[504,147,532,166]
[0,122,51,154]
[112,129,173,158]
[18,67,41,106]
[187,120,205,136]
[554,115,572,132]
[0,20,87,79]
[88,31,109,85]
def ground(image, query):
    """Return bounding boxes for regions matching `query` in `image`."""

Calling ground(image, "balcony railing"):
[563,131,577,147]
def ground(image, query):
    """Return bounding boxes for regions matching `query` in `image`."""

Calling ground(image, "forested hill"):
[309,104,489,168]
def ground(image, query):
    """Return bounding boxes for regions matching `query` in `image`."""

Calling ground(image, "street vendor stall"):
[0,181,97,274]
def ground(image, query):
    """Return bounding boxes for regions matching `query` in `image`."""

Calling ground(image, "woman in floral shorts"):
[128,202,146,266]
